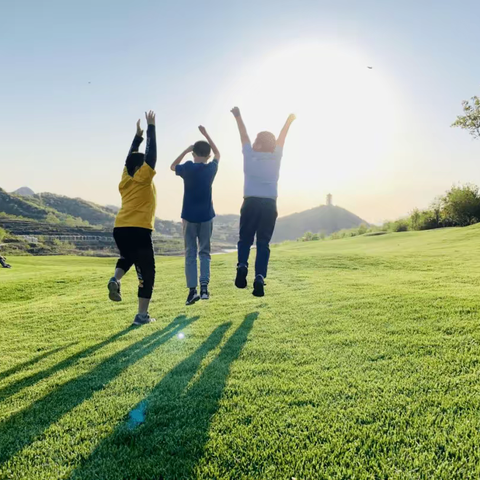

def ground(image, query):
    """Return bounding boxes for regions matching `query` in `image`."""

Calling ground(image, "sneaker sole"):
[235,267,248,289]
[201,295,209,300]
[252,280,265,297]
[108,282,122,302]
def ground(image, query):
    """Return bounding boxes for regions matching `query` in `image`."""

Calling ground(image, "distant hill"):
[13,186,35,197]
[0,188,51,220]
[32,193,115,226]
[1,185,367,244]
[0,185,185,238]
[105,205,120,214]
[272,205,368,242]
[215,214,240,226]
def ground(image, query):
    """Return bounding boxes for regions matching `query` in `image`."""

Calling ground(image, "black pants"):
[237,197,278,278]
[113,227,155,299]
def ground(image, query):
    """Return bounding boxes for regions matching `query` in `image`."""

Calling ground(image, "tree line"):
[300,183,480,241]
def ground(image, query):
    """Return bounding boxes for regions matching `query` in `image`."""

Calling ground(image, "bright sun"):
[229,42,400,204]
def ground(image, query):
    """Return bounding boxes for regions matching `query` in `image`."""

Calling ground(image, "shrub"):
[441,184,480,227]
[392,220,409,232]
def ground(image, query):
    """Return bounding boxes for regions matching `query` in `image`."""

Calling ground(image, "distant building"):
[326,193,333,206]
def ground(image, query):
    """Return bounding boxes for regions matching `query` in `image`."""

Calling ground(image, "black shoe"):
[186,288,200,306]
[200,285,210,300]
[253,275,265,297]
[235,264,248,289]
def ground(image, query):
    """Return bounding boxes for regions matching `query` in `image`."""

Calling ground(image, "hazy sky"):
[1,0,479,223]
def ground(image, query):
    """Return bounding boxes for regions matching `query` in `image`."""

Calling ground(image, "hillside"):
[0,188,51,220]
[1,187,184,239]
[32,193,115,226]
[272,204,368,241]
[1,187,367,245]
[2,225,480,478]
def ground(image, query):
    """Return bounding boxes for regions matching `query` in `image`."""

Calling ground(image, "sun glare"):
[230,42,399,203]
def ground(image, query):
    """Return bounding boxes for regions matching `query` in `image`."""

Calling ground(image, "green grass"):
[2,226,480,479]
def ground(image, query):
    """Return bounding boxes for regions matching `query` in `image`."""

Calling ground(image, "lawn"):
[1,226,480,479]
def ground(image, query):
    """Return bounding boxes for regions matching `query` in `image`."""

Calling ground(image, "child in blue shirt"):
[171,126,221,305]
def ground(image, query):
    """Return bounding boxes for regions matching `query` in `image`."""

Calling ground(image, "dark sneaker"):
[108,277,122,302]
[200,285,210,300]
[186,289,200,306]
[253,275,265,297]
[132,313,156,326]
[235,264,248,289]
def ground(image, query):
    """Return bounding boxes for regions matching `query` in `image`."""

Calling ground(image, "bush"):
[392,220,409,232]
[441,184,480,227]
[357,223,368,235]
[46,213,61,224]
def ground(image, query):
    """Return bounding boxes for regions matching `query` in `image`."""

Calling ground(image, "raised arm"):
[198,125,221,161]
[231,107,250,145]
[144,110,157,170]
[170,146,193,172]
[126,119,144,160]
[276,114,296,148]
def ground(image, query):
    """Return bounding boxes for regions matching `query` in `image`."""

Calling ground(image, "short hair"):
[256,131,276,152]
[193,141,211,157]
[126,152,145,176]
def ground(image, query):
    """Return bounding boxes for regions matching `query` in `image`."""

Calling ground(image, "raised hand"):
[231,107,241,118]
[287,113,297,123]
[198,125,208,137]
[145,110,156,126]
[136,119,144,137]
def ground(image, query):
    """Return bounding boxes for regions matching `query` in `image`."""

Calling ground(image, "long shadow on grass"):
[0,327,134,403]
[0,344,74,383]
[0,315,198,466]
[69,312,258,480]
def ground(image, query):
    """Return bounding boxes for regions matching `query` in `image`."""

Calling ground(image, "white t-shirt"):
[243,143,283,199]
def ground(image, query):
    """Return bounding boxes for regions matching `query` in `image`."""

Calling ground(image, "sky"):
[1,0,479,224]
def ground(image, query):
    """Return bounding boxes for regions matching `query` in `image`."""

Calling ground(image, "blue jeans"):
[237,197,278,278]
[183,220,213,288]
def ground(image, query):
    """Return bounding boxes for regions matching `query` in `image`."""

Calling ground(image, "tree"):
[452,96,480,139]
[441,184,480,226]
[430,197,443,227]
[409,208,421,230]
[302,231,314,241]
[357,223,368,235]
[45,213,60,224]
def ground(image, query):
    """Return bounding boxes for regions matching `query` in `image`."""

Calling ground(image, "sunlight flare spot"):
[230,41,401,195]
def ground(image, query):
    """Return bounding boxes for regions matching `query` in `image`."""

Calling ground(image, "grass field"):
[2,226,480,479]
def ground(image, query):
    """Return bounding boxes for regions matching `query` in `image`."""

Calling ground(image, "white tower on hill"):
[326,193,333,206]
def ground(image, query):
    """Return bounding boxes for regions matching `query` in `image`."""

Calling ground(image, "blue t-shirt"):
[243,144,283,199]
[175,160,218,223]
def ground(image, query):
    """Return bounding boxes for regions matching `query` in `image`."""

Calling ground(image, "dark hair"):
[193,141,211,157]
[126,152,145,176]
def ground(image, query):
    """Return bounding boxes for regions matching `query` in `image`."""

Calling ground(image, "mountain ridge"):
[2,187,368,242]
